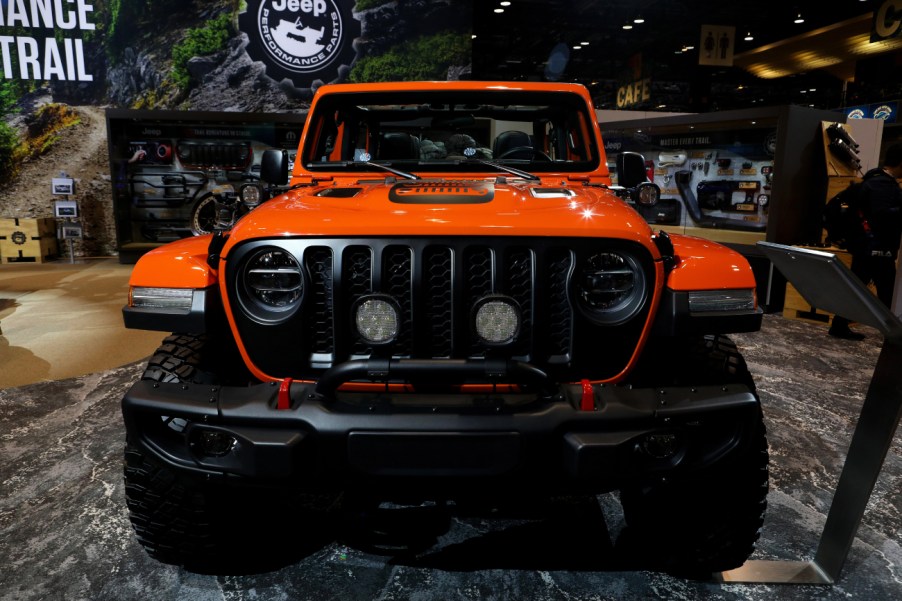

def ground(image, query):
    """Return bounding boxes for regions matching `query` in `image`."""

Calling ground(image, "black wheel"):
[618,335,769,574]
[189,193,218,236]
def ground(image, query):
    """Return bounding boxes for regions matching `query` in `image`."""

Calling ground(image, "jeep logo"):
[239,0,360,90]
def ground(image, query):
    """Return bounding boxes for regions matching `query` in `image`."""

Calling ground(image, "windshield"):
[302,89,600,175]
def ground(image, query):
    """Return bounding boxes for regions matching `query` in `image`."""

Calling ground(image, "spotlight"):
[354,296,400,345]
[474,296,520,346]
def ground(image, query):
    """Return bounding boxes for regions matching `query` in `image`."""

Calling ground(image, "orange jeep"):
[121,81,766,573]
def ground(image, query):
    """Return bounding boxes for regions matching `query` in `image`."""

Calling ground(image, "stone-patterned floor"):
[1,314,900,600]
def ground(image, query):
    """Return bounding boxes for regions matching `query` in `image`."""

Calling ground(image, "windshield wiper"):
[357,161,420,180]
[473,158,540,181]
[308,160,420,180]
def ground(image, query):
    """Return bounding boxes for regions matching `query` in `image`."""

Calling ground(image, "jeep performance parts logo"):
[240,0,359,89]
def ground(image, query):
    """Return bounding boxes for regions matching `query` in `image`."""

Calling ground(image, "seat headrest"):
[379,132,420,159]
[493,130,533,159]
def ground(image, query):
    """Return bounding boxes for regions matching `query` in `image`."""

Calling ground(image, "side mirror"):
[616,151,660,207]
[616,151,648,189]
[260,149,289,185]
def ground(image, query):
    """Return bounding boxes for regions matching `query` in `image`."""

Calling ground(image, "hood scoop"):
[529,188,576,199]
[388,181,494,204]
[316,188,362,198]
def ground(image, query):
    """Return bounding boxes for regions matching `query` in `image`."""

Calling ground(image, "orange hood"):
[222,178,655,256]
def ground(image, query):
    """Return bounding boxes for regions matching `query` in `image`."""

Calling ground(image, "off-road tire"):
[123,443,219,569]
[141,333,251,386]
[126,333,326,570]
[619,334,769,574]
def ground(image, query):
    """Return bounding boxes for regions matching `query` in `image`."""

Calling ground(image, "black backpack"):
[823,178,872,250]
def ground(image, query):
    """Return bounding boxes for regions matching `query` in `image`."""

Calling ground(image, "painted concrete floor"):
[0,314,900,600]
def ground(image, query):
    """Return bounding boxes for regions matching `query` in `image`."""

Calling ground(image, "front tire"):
[618,335,769,574]
[124,333,331,571]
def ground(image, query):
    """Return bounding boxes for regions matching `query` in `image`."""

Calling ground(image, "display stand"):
[52,174,81,264]
[716,242,902,584]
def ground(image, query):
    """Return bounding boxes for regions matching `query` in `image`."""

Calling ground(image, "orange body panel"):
[667,234,759,291]
[128,235,217,289]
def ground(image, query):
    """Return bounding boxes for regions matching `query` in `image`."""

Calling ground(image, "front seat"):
[378,132,421,159]
[493,130,534,159]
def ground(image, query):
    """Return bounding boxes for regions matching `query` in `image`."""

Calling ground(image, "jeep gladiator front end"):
[121,81,766,573]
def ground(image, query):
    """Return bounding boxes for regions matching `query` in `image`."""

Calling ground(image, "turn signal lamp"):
[129,287,194,311]
[688,289,756,313]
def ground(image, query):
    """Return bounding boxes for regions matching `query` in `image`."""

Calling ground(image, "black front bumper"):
[122,376,760,496]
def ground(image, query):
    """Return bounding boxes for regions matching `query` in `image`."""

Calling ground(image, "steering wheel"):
[496,146,553,161]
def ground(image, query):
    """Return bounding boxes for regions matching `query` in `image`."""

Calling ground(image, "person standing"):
[829,142,902,339]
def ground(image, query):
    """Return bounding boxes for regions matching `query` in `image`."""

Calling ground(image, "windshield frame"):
[299,88,602,177]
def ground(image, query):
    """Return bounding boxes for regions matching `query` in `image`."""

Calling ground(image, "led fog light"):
[355,296,400,344]
[474,296,520,345]
[193,429,237,458]
[640,432,682,460]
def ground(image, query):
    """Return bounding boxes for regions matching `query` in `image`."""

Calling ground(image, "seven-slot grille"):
[228,237,653,379]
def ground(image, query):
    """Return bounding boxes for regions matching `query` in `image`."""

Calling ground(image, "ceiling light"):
[500,1,511,5]
[494,8,504,13]
[581,41,589,45]
[634,15,645,24]
[794,13,804,24]
[744,32,754,41]
[573,45,581,49]
[622,23,633,30]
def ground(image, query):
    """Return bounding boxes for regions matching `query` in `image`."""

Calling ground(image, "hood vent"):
[316,188,362,198]
[388,182,494,204]
[530,188,575,198]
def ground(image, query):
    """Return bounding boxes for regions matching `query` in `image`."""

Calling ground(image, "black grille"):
[228,237,654,381]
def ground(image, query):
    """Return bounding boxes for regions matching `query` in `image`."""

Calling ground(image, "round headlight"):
[240,248,304,322]
[355,296,400,345]
[636,182,660,206]
[240,184,263,208]
[575,251,646,325]
[474,296,520,345]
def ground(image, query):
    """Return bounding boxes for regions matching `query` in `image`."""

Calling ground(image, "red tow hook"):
[580,379,594,411]
[277,378,293,410]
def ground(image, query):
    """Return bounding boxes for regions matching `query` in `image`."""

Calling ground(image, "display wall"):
[599,105,845,248]
[599,105,846,310]
[106,109,307,263]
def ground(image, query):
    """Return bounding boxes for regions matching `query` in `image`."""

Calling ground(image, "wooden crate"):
[0,218,58,263]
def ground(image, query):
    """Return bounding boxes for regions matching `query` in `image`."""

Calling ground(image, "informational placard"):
[52,177,76,196]
[54,200,78,218]
[59,222,83,239]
